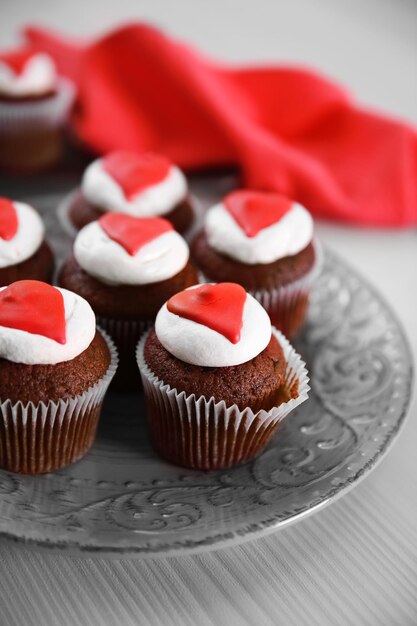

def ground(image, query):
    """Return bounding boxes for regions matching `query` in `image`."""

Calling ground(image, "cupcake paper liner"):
[97,316,153,391]
[57,190,203,240]
[0,79,75,132]
[200,239,323,339]
[0,328,118,474]
[136,327,310,470]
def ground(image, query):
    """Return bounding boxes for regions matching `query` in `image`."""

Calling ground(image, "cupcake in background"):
[137,282,309,469]
[62,150,195,235]
[0,48,75,172]
[191,190,320,338]
[58,213,199,388]
[0,196,54,286]
[0,280,118,474]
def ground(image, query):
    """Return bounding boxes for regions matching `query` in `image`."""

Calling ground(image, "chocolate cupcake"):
[0,280,118,473]
[0,197,54,286]
[0,49,75,172]
[58,213,198,388]
[191,190,321,338]
[61,150,195,235]
[137,282,309,469]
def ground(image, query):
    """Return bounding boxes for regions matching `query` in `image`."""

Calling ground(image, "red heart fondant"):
[0,50,35,75]
[0,281,66,344]
[0,198,18,241]
[99,213,173,256]
[224,190,293,237]
[167,283,246,344]
[102,151,171,200]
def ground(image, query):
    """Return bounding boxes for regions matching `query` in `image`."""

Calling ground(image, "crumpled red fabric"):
[24,23,417,226]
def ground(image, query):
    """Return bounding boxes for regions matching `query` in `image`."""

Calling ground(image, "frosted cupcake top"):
[0,280,96,365]
[74,213,190,286]
[0,50,57,98]
[0,198,45,268]
[204,190,314,264]
[155,282,271,367]
[81,151,188,217]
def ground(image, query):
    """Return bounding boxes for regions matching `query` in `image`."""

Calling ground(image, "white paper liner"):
[97,315,152,359]
[136,327,310,469]
[199,238,323,339]
[0,327,118,474]
[0,78,75,131]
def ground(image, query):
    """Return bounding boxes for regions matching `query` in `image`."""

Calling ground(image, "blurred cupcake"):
[0,196,54,286]
[0,280,118,473]
[137,282,309,469]
[63,150,195,235]
[58,213,198,388]
[0,48,75,172]
[191,190,320,338]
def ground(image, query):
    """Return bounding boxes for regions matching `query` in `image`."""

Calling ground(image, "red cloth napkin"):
[25,24,417,227]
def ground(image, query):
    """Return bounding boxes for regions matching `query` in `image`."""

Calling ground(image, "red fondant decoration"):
[167,283,247,344]
[0,198,18,241]
[23,24,417,227]
[99,213,173,255]
[0,49,35,74]
[0,280,66,344]
[101,151,171,200]
[224,190,293,237]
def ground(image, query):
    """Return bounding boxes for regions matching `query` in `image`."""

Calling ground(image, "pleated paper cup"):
[200,239,323,339]
[0,79,75,171]
[136,328,310,470]
[0,328,118,474]
[97,315,153,391]
[0,79,75,131]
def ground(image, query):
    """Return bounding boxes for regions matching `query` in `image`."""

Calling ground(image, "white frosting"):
[0,201,45,269]
[155,288,271,367]
[0,287,96,365]
[0,53,56,97]
[81,158,188,217]
[74,221,190,286]
[205,202,314,264]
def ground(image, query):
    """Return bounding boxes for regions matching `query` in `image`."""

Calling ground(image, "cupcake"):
[0,196,54,286]
[191,190,320,338]
[0,280,118,473]
[63,150,195,235]
[58,213,198,388]
[0,48,75,172]
[137,282,309,469]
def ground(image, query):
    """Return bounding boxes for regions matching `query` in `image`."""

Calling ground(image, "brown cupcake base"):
[58,256,199,319]
[0,241,54,288]
[0,79,74,173]
[144,331,288,411]
[0,126,64,173]
[191,232,316,291]
[67,190,195,235]
[0,330,118,474]
[0,402,102,474]
[137,328,309,470]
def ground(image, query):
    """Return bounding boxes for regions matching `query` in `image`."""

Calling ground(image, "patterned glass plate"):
[0,195,413,558]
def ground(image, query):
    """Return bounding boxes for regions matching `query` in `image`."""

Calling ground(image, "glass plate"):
[0,191,412,558]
